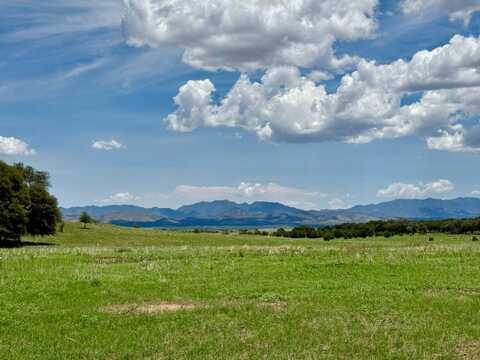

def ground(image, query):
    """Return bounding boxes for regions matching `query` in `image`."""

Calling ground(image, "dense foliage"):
[273,218,480,240]
[0,161,60,241]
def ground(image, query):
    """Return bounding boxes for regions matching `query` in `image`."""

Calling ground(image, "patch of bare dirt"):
[456,340,480,359]
[99,302,198,315]
[259,301,288,311]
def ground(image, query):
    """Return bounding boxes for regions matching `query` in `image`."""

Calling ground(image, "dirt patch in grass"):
[259,301,287,311]
[99,302,199,315]
[456,340,480,359]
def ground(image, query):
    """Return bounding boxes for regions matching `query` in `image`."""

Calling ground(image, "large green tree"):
[0,161,60,242]
[0,161,29,241]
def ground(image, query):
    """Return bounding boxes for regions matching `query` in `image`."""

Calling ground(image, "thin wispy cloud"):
[0,0,123,43]
[95,192,141,204]
[0,60,109,103]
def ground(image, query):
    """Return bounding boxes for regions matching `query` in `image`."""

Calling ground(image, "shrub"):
[79,212,93,229]
[473,236,479,242]
[323,233,334,241]
[429,237,435,242]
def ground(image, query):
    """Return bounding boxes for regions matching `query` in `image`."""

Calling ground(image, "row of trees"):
[0,161,60,241]
[272,218,480,240]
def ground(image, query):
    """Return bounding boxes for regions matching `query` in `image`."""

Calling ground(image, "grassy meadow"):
[1,223,480,359]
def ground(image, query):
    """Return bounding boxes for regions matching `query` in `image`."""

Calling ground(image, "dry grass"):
[456,340,480,359]
[99,302,199,315]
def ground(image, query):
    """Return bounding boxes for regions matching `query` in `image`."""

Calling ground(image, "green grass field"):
[1,223,479,359]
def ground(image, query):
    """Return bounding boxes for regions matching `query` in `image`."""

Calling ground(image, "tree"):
[0,161,60,242]
[14,164,50,188]
[0,161,30,241]
[26,185,61,236]
[79,212,92,229]
[15,163,60,237]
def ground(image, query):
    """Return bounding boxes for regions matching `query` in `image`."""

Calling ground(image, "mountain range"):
[61,197,480,228]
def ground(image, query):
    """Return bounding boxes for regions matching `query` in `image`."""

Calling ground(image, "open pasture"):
[1,223,479,359]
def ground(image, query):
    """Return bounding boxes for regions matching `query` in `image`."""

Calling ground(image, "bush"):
[429,237,435,242]
[473,236,479,242]
[323,233,334,241]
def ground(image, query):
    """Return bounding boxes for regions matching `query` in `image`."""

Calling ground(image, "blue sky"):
[1,0,480,209]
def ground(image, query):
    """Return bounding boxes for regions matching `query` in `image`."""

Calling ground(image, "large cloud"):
[402,0,480,24]
[377,180,455,199]
[0,136,36,156]
[122,0,378,72]
[166,35,480,151]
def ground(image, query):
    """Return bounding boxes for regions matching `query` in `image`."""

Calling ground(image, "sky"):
[1,0,480,210]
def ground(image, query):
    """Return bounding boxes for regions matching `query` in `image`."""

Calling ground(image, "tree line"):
[0,160,60,242]
[272,218,480,240]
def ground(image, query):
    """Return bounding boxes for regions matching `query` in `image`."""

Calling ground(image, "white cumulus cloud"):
[471,190,480,197]
[92,139,125,151]
[0,136,36,156]
[377,180,455,199]
[165,35,480,152]
[402,0,480,24]
[122,0,378,72]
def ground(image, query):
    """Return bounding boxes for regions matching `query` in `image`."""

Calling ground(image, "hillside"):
[61,197,480,228]
[347,198,480,220]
